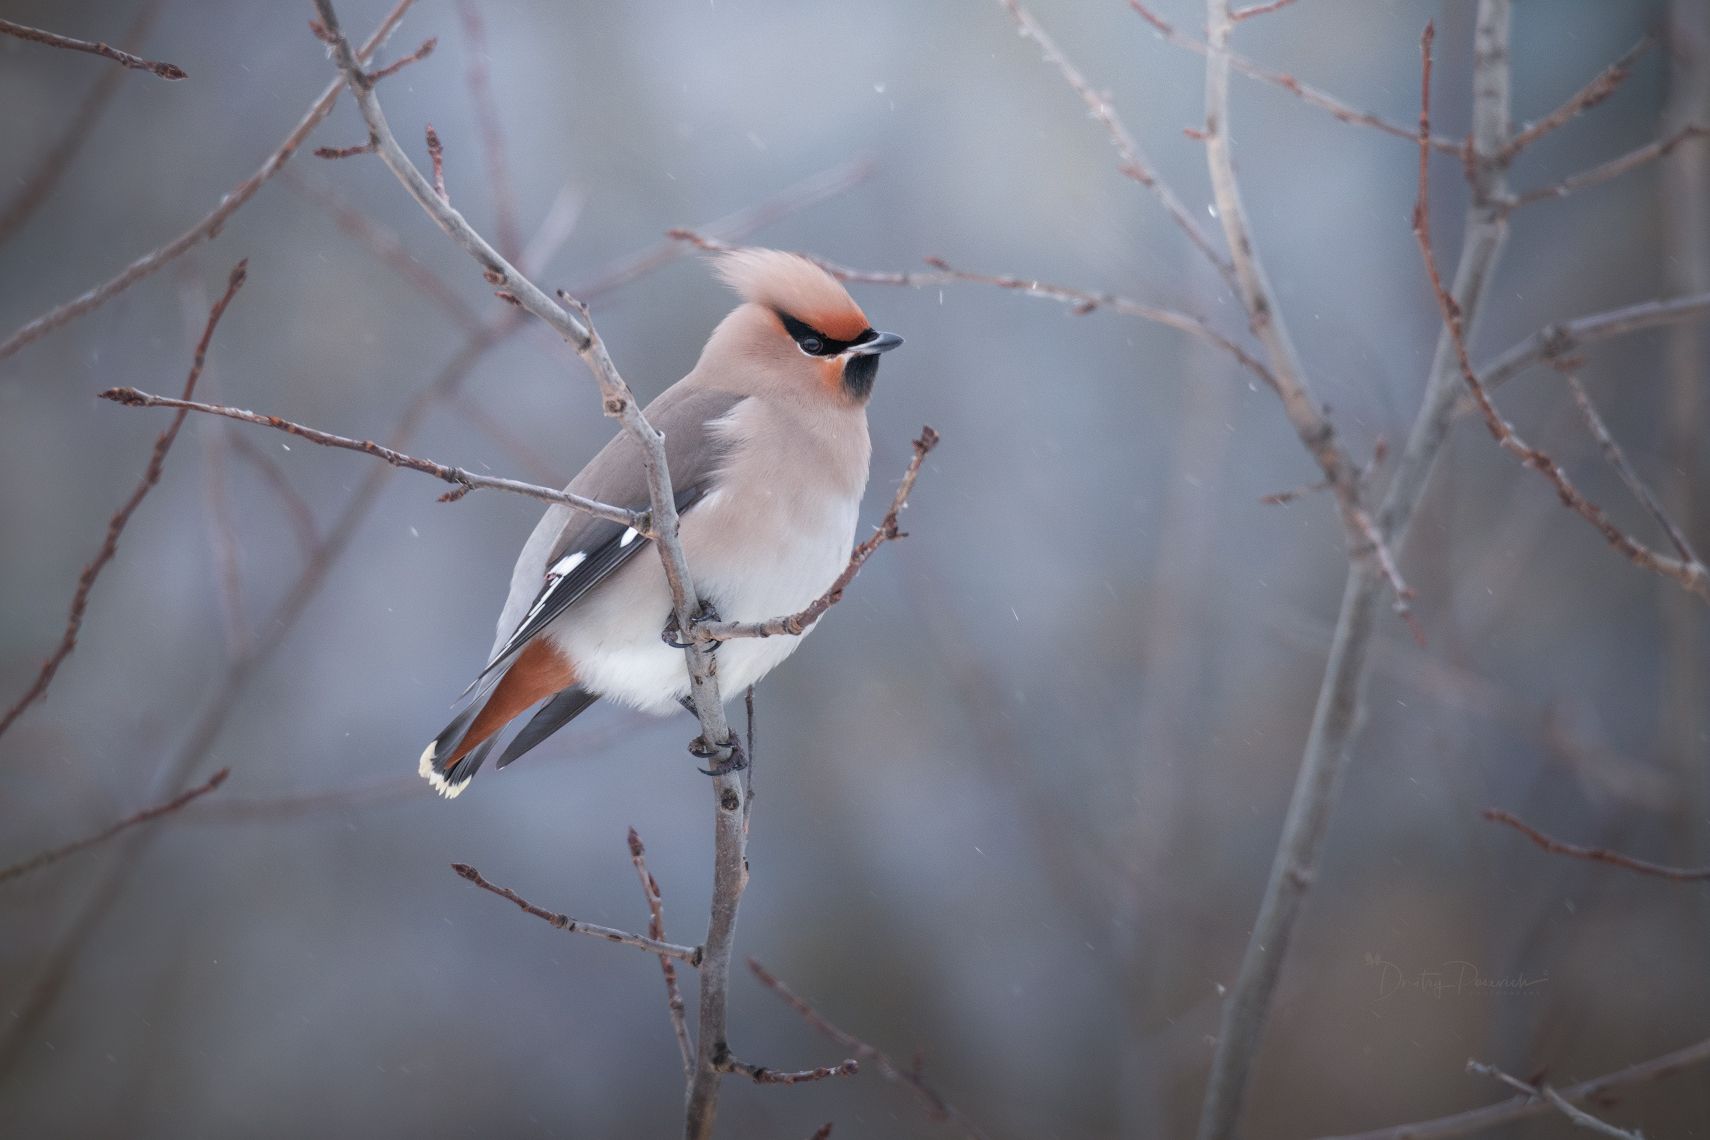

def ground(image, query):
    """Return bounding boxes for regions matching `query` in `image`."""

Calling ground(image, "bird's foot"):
[661,599,723,651]
[688,733,748,777]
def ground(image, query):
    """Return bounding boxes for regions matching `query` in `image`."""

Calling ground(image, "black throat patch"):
[841,352,879,402]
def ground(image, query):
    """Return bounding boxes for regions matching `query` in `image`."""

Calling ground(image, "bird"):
[418,247,904,797]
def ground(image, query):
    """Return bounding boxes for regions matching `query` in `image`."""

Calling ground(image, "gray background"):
[1,1,1706,1136]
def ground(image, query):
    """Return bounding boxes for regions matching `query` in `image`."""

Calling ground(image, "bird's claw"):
[661,600,723,652]
[689,734,748,777]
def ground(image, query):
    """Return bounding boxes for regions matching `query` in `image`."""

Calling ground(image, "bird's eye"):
[799,337,824,355]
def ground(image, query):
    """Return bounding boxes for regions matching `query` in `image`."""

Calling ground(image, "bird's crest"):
[715,247,869,342]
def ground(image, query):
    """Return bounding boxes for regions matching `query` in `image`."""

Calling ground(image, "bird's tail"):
[417,640,592,798]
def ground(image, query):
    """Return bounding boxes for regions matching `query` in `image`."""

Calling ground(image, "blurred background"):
[2,1,1706,1136]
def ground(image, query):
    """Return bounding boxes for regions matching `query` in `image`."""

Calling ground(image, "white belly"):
[546,487,858,714]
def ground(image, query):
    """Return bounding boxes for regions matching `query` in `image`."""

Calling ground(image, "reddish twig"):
[808,1125,834,1140]
[0,16,185,79]
[368,35,436,82]
[0,0,416,362]
[1127,1,1461,153]
[0,769,228,886]
[453,0,521,260]
[629,828,694,1077]
[452,864,703,964]
[698,428,938,642]
[97,389,644,526]
[1502,37,1651,160]
[425,124,448,203]
[1412,33,1710,604]
[0,261,247,743]
[749,960,989,1140]
[1230,0,1301,21]
[313,137,377,160]
[1481,808,1710,882]
[0,1,168,246]
[996,0,1237,292]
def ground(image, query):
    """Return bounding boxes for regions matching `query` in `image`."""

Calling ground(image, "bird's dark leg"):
[660,598,723,651]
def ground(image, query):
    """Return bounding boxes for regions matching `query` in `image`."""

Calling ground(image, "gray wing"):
[479,385,746,679]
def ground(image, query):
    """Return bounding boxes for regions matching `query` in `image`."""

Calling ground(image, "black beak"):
[850,330,903,356]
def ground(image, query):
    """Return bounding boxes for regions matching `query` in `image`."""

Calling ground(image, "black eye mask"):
[777,310,878,357]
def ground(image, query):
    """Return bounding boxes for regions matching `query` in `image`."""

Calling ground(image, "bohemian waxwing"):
[418,248,904,797]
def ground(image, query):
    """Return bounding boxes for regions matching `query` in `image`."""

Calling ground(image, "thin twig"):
[1412,37,1710,604]
[1230,0,1300,20]
[452,863,703,965]
[425,124,448,203]
[996,0,1237,292]
[1502,37,1651,160]
[1476,290,1710,395]
[1482,808,1710,881]
[672,231,1278,391]
[1561,369,1704,566]
[749,960,990,1140]
[629,828,694,1078]
[0,261,247,743]
[0,16,185,79]
[1317,1037,1710,1139]
[719,1054,859,1085]
[1465,1060,1643,1140]
[699,428,938,641]
[1510,125,1709,210]
[1127,2,1461,153]
[97,389,644,527]
[0,0,415,362]
[0,769,228,886]
[368,35,435,83]
[0,0,168,246]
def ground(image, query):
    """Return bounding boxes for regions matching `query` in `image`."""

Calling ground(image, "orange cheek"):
[817,356,845,396]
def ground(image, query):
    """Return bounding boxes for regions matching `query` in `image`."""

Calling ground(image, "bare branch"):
[699,428,938,642]
[0,261,247,743]
[452,863,703,965]
[1465,1060,1643,1140]
[0,0,416,362]
[0,1,168,245]
[1128,1,1461,153]
[97,388,645,527]
[628,828,694,1078]
[1412,38,1710,604]
[1503,37,1651,160]
[749,960,990,1140]
[304,8,755,1135]
[1230,0,1300,20]
[1562,369,1704,567]
[719,1054,860,1085]
[0,16,185,79]
[1477,290,1710,394]
[1197,8,1513,1138]
[1511,125,1709,209]
[672,231,1278,391]
[995,0,1237,291]
[1482,808,1710,881]
[425,124,448,204]
[1317,1037,1710,1140]
[368,35,436,83]
[0,769,228,886]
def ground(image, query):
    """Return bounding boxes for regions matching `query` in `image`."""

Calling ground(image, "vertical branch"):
[1194,7,1513,1139]
[1659,0,1710,866]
